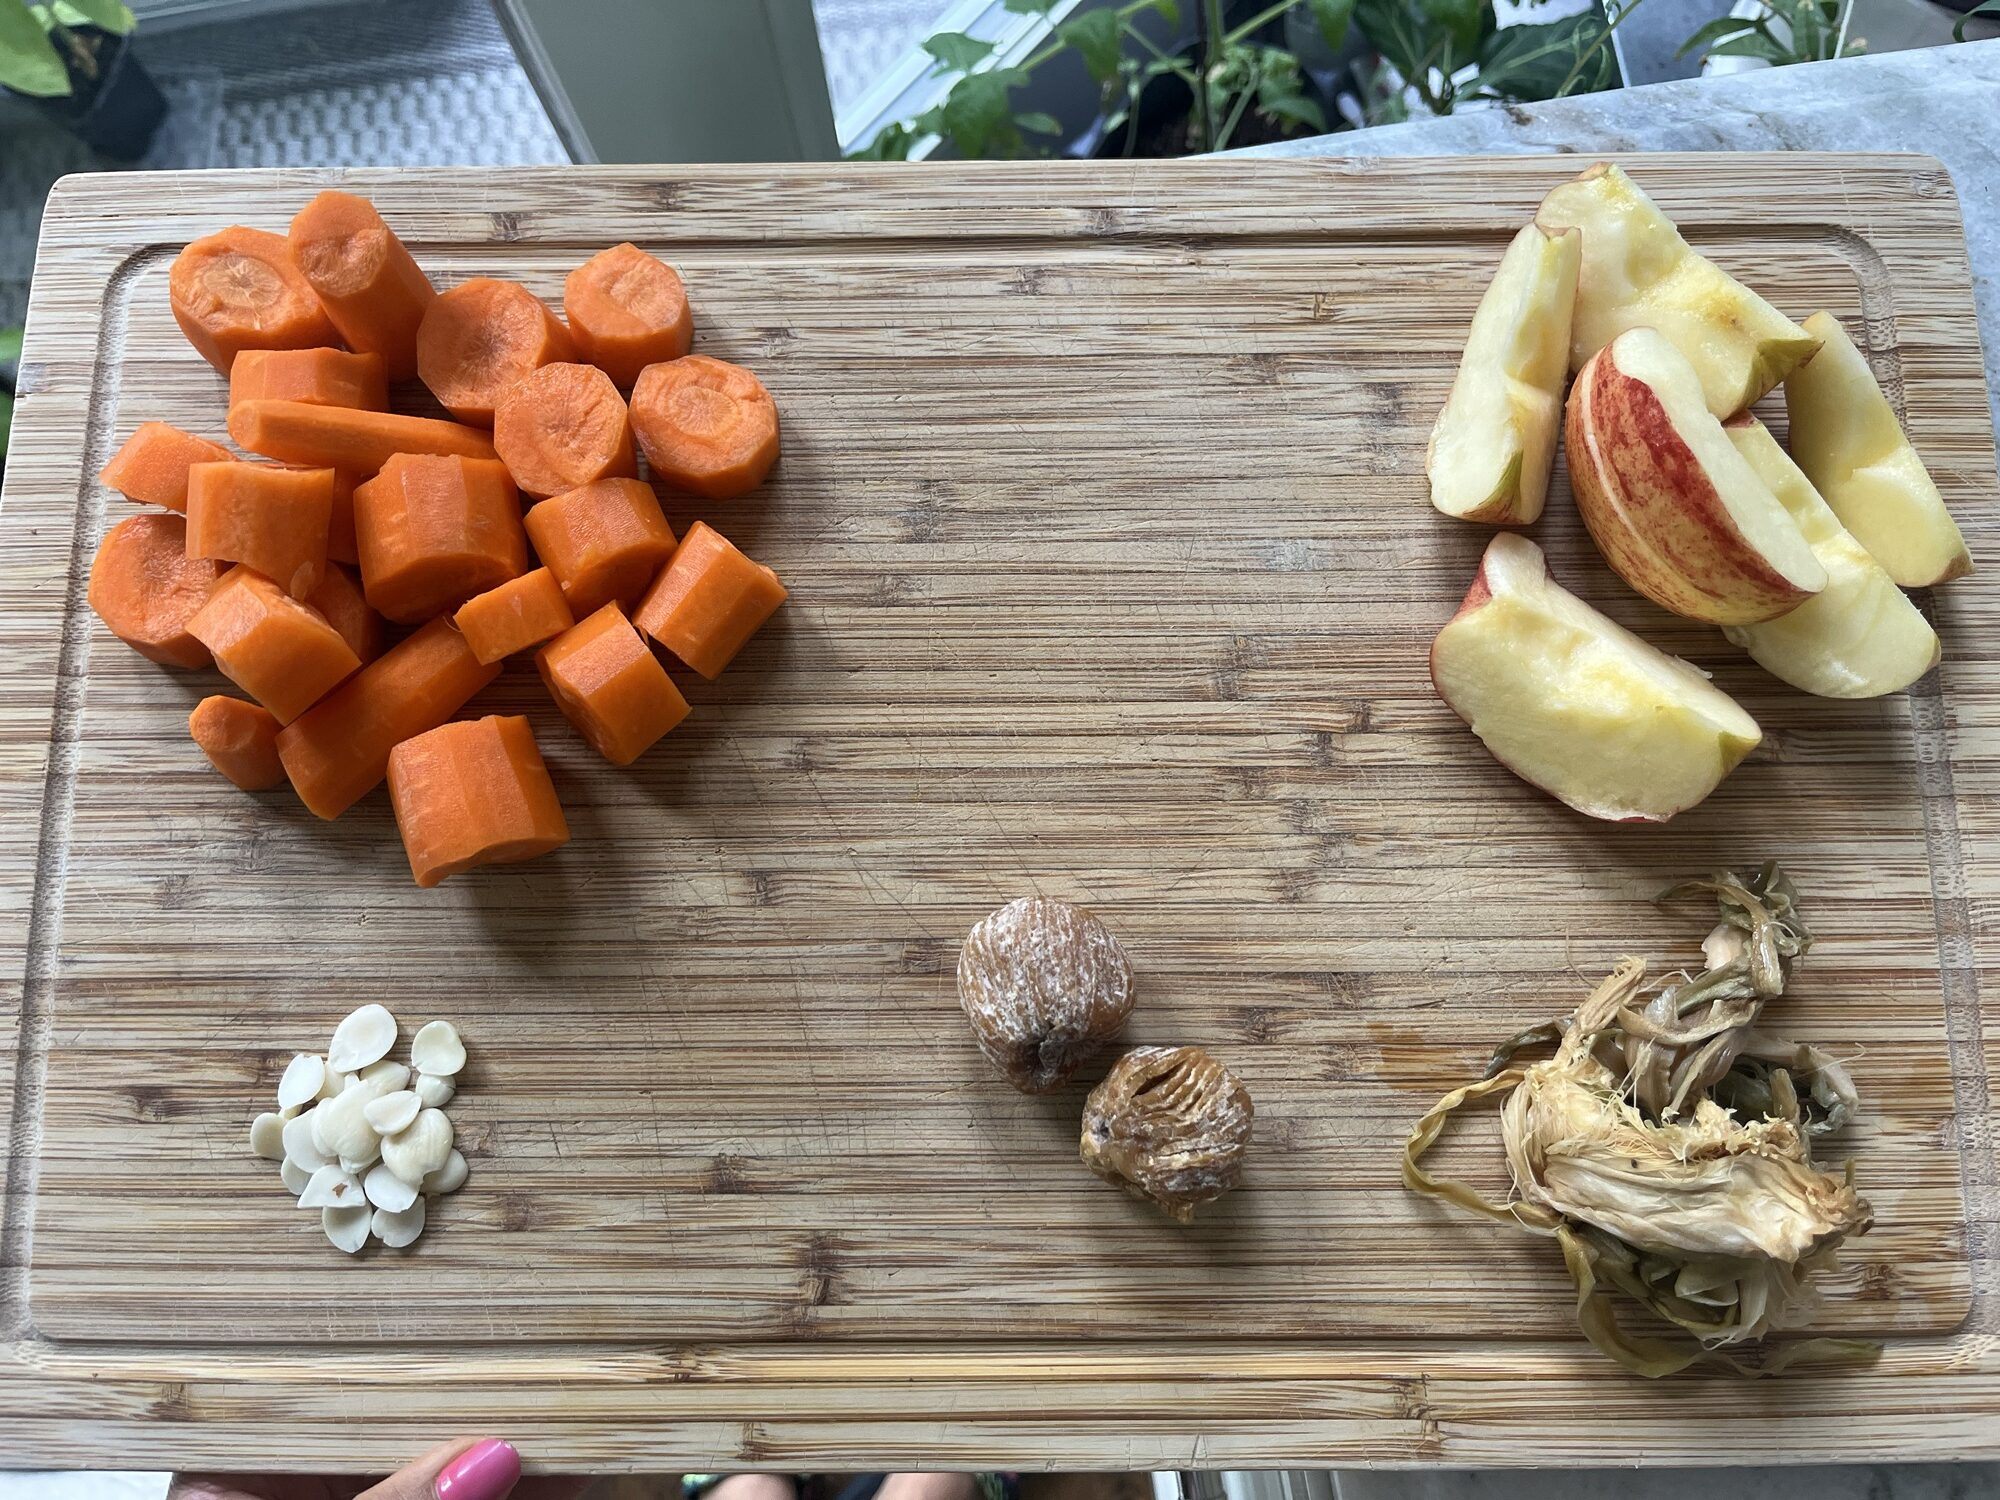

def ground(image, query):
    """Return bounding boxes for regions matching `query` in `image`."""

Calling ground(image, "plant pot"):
[31,29,167,163]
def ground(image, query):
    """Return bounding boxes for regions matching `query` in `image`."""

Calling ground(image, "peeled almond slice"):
[281,1158,311,1195]
[414,1072,456,1109]
[410,1020,466,1076]
[328,1003,397,1072]
[323,1204,372,1254]
[1427,222,1579,525]
[277,1053,326,1111]
[314,1086,382,1167]
[382,1108,453,1183]
[355,1058,411,1094]
[422,1149,468,1197]
[372,1199,426,1249]
[283,1107,332,1171]
[250,1111,287,1161]
[364,1161,420,1213]
[298,1164,365,1208]
[364,1089,421,1136]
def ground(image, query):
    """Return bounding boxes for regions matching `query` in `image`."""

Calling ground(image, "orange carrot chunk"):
[629,355,780,500]
[188,695,286,791]
[98,422,234,512]
[187,565,361,724]
[453,567,575,664]
[326,470,361,566]
[536,603,688,766]
[417,278,576,426]
[492,362,637,499]
[87,513,228,668]
[229,347,388,412]
[307,562,387,663]
[522,477,677,617]
[276,615,502,819]
[229,399,496,474]
[353,453,528,624]
[185,461,333,599]
[563,243,692,388]
[287,190,437,382]
[632,521,787,679]
[387,714,571,887]
[170,225,338,373]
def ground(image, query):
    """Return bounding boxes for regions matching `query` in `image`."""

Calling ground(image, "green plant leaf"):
[0,0,71,96]
[941,66,1031,156]
[1014,109,1063,134]
[1955,0,2000,39]
[0,389,13,463]
[1676,13,1764,55]
[54,0,136,32]
[1477,12,1619,97]
[849,121,919,160]
[1353,0,1442,79]
[0,326,21,370]
[1056,7,1123,83]
[1002,0,1061,12]
[1259,91,1327,130]
[1149,0,1182,24]
[923,30,995,73]
[1703,29,1791,58]
[1310,0,1356,47]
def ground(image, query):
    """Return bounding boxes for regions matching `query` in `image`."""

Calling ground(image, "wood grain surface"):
[1,155,1996,1469]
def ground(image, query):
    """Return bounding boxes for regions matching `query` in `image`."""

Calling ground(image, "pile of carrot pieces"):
[89,191,789,888]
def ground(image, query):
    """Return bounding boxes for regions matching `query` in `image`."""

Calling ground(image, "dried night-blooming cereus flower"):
[957,896,1135,1092]
[1081,1045,1253,1221]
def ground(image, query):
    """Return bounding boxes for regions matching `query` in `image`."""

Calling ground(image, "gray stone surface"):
[1243,40,2000,433]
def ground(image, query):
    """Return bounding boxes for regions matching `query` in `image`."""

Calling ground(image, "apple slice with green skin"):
[1431,533,1761,823]
[1426,222,1580,525]
[1784,310,1972,588]
[1568,326,1827,625]
[1536,163,1820,418]
[1719,415,1940,698]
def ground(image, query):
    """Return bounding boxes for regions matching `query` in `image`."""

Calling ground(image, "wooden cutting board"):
[3,155,1998,1470]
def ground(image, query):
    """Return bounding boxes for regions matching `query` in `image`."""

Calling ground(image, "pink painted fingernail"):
[434,1438,521,1500]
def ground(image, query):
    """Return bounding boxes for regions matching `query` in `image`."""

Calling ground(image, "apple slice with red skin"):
[1567,327,1826,625]
[1430,532,1762,823]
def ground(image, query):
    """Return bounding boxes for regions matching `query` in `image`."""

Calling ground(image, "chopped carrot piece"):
[492,362,637,499]
[632,520,787,679]
[307,562,387,663]
[453,567,574,664]
[87,513,228,668]
[353,453,528,623]
[287,190,437,381]
[417,277,576,426]
[185,461,333,599]
[229,399,496,474]
[229,347,387,411]
[188,695,285,791]
[521,477,676,616]
[169,225,338,373]
[629,355,779,499]
[387,715,571,887]
[326,470,361,565]
[99,422,233,512]
[563,243,692,388]
[276,616,501,819]
[188,565,360,724]
[536,602,688,766]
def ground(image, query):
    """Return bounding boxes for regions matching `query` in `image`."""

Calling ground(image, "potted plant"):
[1,0,164,162]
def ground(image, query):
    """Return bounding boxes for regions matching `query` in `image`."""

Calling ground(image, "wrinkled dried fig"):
[957,896,1134,1092]
[1081,1045,1252,1221]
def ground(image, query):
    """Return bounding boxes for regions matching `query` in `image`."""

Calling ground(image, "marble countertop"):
[1242,39,2000,432]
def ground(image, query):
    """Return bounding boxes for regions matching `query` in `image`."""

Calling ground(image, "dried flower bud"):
[957,897,1134,1092]
[1081,1045,1252,1221]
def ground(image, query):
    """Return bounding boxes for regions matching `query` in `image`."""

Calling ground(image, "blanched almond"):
[364,1089,420,1136]
[328,1003,396,1072]
[314,1085,382,1167]
[364,1162,419,1213]
[281,1158,311,1195]
[298,1164,364,1208]
[413,1072,456,1109]
[250,1111,286,1161]
[420,1149,468,1196]
[283,1107,332,1170]
[381,1108,452,1183]
[323,1204,371,1254]
[355,1058,410,1094]
[372,1199,426,1248]
[409,1021,466,1076]
[277,1053,326,1111]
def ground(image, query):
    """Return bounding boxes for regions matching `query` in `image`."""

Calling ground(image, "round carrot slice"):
[492,362,636,499]
[564,243,692,388]
[628,355,780,500]
[170,226,338,373]
[87,513,229,668]
[416,278,576,426]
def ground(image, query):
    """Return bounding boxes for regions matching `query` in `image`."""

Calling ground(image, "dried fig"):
[957,896,1134,1092]
[1081,1045,1252,1221]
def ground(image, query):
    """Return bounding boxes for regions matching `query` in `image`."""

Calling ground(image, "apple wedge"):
[1431,533,1761,823]
[1426,222,1581,525]
[1784,310,1973,587]
[1719,415,1940,698]
[1567,327,1827,625]
[1536,163,1821,418]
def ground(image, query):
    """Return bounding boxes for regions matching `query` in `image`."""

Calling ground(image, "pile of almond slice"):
[249,1006,469,1254]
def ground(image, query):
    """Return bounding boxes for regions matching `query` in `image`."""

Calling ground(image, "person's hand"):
[169,1436,592,1500]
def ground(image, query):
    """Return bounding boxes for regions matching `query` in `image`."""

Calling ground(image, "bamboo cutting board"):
[2,155,1999,1470]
